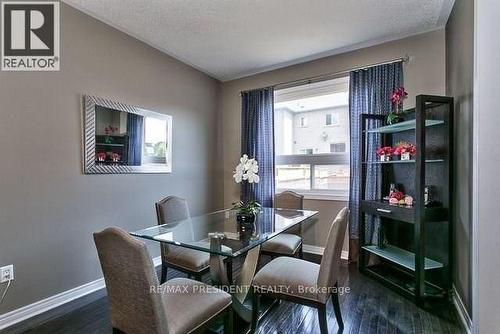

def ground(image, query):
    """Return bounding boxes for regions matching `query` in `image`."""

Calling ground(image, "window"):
[298,148,313,155]
[299,116,308,127]
[274,77,350,199]
[330,142,346,153]
[325,113,339,126]
[143,117,167,164]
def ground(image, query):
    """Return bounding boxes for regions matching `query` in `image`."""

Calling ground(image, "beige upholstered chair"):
[94,227,232,334]
[156,196,210,283]
[251,207,349,333]
[261,191,304,258]
[156,196,233,284]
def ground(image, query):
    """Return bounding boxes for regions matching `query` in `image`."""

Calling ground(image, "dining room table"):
[130,206,319,326]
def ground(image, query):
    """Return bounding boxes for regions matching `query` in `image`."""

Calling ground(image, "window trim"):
[275,153,349,165]
[275,188,349,202]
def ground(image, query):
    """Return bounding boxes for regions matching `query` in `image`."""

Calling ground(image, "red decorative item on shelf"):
[111,153,121,162]
[393,141,416,160]
[104,125,118,135]
[96,152,106,162]
[376,146,393,156]
[390,87,408,109]
[390,190,405,201]
[376,146,393,162]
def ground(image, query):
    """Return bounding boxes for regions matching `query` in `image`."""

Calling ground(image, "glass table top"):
[130,207,318,258]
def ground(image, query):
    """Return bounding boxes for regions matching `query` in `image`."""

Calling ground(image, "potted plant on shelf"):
[376,146,393,162]
[232,154,261,223]
[393,141,416,161]
[387,87,408,125]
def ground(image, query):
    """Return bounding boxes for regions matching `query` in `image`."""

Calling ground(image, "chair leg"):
[317,304,328,334]
[222,306,233,333]
[251,292,260,333]
[160,264,168,284]
[332,282,344,329]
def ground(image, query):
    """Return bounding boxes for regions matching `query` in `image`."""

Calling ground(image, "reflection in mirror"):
[83,95,172,174]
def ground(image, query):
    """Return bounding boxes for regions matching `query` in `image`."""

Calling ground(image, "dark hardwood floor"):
[4,254,464,334]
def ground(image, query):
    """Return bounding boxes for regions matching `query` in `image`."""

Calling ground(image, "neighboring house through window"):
[273,76,350,200]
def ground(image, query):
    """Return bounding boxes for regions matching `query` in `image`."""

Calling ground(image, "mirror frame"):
[83,95,172,174]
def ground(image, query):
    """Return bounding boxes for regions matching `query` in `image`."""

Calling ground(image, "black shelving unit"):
[95,135,129,164]
[358,95,454,304]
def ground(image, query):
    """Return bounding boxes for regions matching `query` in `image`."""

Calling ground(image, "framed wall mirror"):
[83,95,172,174]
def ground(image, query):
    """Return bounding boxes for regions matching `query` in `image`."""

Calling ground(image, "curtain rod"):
[239,55,409,95]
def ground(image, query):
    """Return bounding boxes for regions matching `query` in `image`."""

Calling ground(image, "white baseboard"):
[0,278,104,330]
[302,244,349,260]
[0,255,162,331]
[452,285,472,333]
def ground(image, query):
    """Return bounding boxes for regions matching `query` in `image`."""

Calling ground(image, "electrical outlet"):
[0,265,14,283]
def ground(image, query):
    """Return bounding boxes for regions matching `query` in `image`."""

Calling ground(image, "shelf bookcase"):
[358,95,454,304]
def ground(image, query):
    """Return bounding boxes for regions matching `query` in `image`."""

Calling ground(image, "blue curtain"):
[349,62,403,255]
[127,113,144,166]
[241,87,275,207]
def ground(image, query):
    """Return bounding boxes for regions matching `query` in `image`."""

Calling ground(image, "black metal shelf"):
[358,94,454,304]
[361,200,448,224]
[362,264,446,300]
[362,159,444,164]
[362,245,443,270]
[96,143,125,147]
[365,119,444,134]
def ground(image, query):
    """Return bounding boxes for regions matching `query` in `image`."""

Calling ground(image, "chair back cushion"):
[155,196,191,225]
[94,227,168,334]
[316,207,349,303]
[155,196,191,260]
[274,191,304,210]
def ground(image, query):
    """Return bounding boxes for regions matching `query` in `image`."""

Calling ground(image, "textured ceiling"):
[62,0,455,81]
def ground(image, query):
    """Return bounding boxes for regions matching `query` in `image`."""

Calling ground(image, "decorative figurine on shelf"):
[232,154,261,223]
[424,185,441,207]
[387,185,414,207]
[388,183,396,198]
[393,141,416,160]
[387,87,408,125]
[376,146,393,162]
[96,152,106,162]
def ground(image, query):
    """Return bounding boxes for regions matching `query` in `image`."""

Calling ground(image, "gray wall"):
[221,30,446,250]
[0,3,223,314]
[445,0,474,317]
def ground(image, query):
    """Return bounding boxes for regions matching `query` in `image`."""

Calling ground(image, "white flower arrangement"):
[232,154,261,216]
[233,154,260,184]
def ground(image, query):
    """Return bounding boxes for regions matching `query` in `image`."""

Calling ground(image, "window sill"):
[303,193,349,201]
[276,189,349,202]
